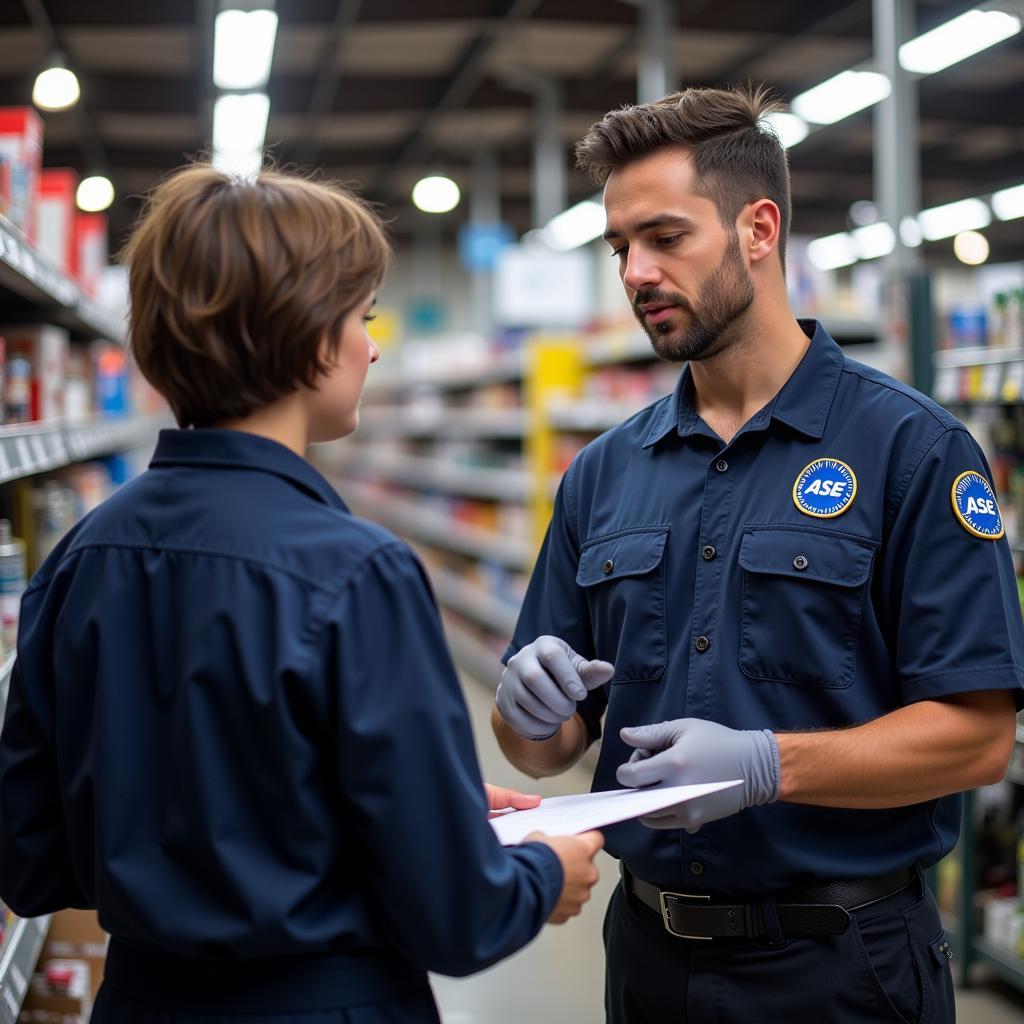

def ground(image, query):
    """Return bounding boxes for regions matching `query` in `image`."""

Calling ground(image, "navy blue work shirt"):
[0,429,560,987]
[507,321,1024,894]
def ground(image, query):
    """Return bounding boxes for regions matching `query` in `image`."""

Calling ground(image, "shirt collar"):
[150,428,349,511]
[642,319,842,448]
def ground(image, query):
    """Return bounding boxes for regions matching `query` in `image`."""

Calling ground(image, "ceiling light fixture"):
[899,7,1021,75]
[212,92,271,156]
[992,183,1024,221]
[76,175,114,212]
[761,112,809,149]
[412,176,461,214]
[851,221,895,261]
[543,199,606,250]
[807,232,859,271]
[213,9,279,90]
[791,70,891,126]
[953,230,990,265]
[32,57,80,111]
[917,197,991,241]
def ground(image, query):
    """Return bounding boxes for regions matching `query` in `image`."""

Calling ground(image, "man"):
[492,84,1023,1023]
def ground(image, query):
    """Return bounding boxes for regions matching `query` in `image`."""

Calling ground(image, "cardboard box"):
[1,324,69,422]
[0,108,43,241]
[40,910,108,1003]
[22,958,91,1019]
[35,170,78,275]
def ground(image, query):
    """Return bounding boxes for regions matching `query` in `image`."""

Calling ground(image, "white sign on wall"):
[493,244,594,329]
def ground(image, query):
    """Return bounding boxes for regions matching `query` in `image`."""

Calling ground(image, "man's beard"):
[633,231,755,362]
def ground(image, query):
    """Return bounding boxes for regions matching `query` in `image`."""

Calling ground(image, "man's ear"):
[743,199,782,267]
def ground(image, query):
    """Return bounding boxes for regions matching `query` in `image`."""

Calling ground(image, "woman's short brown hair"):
[122,164,390,428]
[575,84,792,266]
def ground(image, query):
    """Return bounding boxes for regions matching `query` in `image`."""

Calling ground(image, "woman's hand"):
[484,783,541,819]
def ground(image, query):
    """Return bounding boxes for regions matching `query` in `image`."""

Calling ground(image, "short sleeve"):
[881,427,1024,707]
[502,462,608,740]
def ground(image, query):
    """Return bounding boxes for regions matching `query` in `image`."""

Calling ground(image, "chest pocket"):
[739,527,875,688]
[577,526,669,683]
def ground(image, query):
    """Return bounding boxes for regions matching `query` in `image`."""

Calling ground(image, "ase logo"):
[951,471,1003,539]
[792,458,857,519]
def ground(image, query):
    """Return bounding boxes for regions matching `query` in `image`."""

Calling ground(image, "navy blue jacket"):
[507,321,1024,894]
[0,429,560,993]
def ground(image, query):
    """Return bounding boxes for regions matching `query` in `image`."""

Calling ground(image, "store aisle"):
[433,675,1024,1024]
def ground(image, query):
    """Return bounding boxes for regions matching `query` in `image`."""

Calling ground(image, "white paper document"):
[489,780,743,846]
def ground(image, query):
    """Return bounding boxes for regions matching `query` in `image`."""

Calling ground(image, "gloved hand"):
[616,718,780,832]
[496,636,614,741]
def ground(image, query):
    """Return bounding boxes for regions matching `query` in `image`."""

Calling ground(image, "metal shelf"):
[0,914,50,1024]
[971,935,1024,993]
[0,414,166,486]
[934,347,1024,369]
[0,215,124,344]
[340,481,534,570]
[548,398,654,433]
[357,406,526,440]
[364,350,524,394]
[443,612,506,686]
[431,569,520,636]
[332,451,529,503]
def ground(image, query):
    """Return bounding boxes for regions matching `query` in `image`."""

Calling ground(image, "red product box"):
[0,107,43,241]
[36,168,79,274]
[72,211,107,298]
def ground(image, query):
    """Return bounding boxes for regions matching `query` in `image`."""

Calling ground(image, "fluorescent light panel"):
[992,183,1024,221]
[213,148,263,179]
[899,8,1021,75]
[761,112,809,149]
[544,200,606,250]
[917,197,991,241]
[214,9,279,90]
[791,70,891,125]
[851,222,895,261]
[807,232,858,271]
[213,92,270,155]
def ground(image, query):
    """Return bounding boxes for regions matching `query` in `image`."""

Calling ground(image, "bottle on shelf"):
[0,518,26,659]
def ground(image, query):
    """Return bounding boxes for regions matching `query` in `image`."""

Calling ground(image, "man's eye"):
[610,246,627,258]
[658,234,683,246]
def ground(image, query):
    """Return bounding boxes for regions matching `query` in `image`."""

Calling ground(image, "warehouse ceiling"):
[1,0,1022,263]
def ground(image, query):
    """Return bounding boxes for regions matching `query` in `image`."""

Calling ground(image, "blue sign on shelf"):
[458,222,515,272]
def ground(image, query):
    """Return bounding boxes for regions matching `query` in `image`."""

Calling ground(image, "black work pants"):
[604,876,956,1024]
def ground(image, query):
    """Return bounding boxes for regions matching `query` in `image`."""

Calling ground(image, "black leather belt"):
[623,864,916,940]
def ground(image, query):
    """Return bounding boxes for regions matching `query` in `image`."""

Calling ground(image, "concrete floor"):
[432,675,1024,1023]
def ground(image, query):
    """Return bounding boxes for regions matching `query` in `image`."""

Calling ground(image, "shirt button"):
[701,545,716,561]
[793,555,809,571]
[689,861,705,877]
[715,459,728,473]
[694,635,711,652]
[603,559,614,575]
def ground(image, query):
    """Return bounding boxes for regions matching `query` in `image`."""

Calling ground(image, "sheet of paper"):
[489,780,743,845]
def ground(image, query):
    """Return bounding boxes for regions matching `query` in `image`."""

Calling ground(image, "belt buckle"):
[658,890,713,941]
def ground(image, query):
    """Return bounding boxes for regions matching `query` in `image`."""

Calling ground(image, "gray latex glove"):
[496,636,615,741]
[616,718,781,832]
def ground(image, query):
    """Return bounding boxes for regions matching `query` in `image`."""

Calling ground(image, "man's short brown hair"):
[575,84,792,266]
[122,165,390,428]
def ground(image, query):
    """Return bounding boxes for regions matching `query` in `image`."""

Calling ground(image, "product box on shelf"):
[0,107,43,242]
[35,169,78,275]
[41,909,109,1002]
[0,324,69,423]
[73,212,107,299]
[22,957,92,1020]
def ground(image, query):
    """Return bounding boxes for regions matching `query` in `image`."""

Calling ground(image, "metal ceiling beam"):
[295,0,363,167]
[375,0,545,199]
[20,0,110,173]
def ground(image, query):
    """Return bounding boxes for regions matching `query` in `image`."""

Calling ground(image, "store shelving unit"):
[0,212,163,1023]
[0,654,49,1024]
[0,214,124,345]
